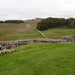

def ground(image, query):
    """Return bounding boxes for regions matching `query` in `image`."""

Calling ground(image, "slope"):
[0,43,75,75]
[0,19,40,41]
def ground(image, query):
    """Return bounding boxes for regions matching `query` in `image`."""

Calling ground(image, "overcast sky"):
[0,0,75,20]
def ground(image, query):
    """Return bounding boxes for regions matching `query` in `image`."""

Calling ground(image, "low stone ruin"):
[0,36,75,51]
[33,38,67,43]
[0,39,33,50]
[61,35,75,43]
[0,49,18,56]
[0,35,75,56]
[36,30,47,38]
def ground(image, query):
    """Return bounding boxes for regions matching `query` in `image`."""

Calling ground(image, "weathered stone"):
[5,50,11,54]
[67,35,75,39]
[0,51,2,55]
[0,37,74,51]
[1,51,6,55]
[61,36,74,43]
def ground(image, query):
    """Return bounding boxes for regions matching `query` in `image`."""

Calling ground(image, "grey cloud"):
[0,0,75,20]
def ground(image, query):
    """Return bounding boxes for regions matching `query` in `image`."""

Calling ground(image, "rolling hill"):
[0,18,75,75]
[3,28,75,41]
[0,19,41,41]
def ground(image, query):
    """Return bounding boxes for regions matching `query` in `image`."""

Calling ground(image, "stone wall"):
[0,36,75,56]
[0,35,75,50]
[0,39,33,50]
[61,35,75,43]
[0,37,74,50]
[0,49,18,56]
[36,30,47,38]
[33,38,67,43]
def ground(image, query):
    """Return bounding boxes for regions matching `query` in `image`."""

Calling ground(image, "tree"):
[37,17,75,31]
[0,21,3,23]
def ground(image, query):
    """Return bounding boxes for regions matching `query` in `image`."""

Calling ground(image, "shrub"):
[0,21,3,23]
[4,20,24,23]
[37,17,75,31]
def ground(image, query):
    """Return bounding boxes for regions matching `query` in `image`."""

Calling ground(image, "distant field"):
[0,19,40,41]
[41,28,75,39]
[5,29,43,41]
[0,18,75,75]
[4,28,75,41]
[0,43,75,75]
[0,19,75,41]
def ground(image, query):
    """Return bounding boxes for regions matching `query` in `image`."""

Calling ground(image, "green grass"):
[4,29,43,40]
[0,19,40,41]
[0,43,75,75]
[41,28,75,39]
[4,28,75,41]
[0,21,75,41]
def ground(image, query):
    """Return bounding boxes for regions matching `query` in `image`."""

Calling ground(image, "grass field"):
[5,29,43,40]
[0,19,40,41]
[0,18,75,75]
[0,43,75,75]
[0,19,75,41]
[41,28,75,39]
[3,28,75,41]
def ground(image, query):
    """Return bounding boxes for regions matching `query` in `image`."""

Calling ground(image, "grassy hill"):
[0,18,75,75]
[41,28,75,39]
[5,29,43,40]
[3,28,75,41]
[0,19,40,41]
[0,18,75,41]
[0,43,75,75]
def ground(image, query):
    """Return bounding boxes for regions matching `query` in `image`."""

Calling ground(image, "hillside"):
[3,28,75,41]
[41,28,75,39]
[0,19,41,41]
[0,43,75,75]
[0,18,75,41]
[0,18,75,75]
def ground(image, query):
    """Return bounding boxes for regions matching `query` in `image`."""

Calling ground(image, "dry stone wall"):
[33,38,67,43]
[0,36,75,56]
[36,30,47,38]
[0,36,75,51]
[0,39,33,50]
[61,35,75,43]
[0,49,18,56]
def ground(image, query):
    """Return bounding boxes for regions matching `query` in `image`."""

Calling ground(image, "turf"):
[4,28,75,41]
[41,28,75,39]
[0,43,75,75]
[0,19,40,41]
[5,29,43,40]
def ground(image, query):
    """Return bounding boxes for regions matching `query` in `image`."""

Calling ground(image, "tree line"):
[37,17,75,31]
[0,20,24,23]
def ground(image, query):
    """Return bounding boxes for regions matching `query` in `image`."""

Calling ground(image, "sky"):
[0,0,75,20]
